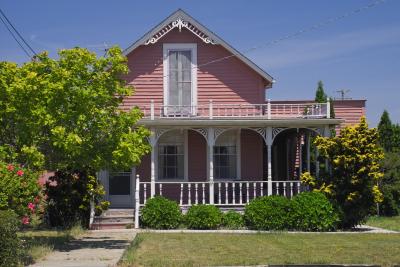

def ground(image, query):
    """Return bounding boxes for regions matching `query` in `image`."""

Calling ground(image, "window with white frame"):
[158,131,184,179]
[214,131,237,179]
[163,44,197,115]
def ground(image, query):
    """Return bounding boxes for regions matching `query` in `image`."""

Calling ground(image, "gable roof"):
[123,9,274,84]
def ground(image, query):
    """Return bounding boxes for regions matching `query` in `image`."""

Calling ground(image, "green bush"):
[244,195,292,230]
[291,192,339,231]
[186,205,222,229]
[45,169,109,228]
[140,196,181,229]
[380,183,400,216]
[221,211,244,229]
[0,210,23,267]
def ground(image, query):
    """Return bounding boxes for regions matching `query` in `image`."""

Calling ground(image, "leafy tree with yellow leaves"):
[301,117,384,228]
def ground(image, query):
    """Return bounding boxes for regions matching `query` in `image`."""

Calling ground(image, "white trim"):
[163,43,198,114]
[122,9,273,83]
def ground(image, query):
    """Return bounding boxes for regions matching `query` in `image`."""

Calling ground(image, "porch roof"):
[138,118,343,128]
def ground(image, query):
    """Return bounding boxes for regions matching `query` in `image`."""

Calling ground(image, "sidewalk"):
[30,229,137,267]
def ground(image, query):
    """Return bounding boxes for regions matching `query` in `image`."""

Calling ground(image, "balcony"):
[138,100,331,120]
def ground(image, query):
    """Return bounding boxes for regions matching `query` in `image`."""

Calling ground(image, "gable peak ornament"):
[145,17,217,45]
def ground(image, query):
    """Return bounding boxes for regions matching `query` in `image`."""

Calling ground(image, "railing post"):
[134,174,140,229]
[326,98,331,119]
[209,100,213,119]
[150,100,154,120]
[89,197,95,227]
[267,99,271,119]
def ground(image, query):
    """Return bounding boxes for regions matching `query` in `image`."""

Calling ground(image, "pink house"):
[94,10,365,228]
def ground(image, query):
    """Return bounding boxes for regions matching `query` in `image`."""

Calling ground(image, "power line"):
[0,13,32,58]
[0,7,38,57]
[199,0,387,69]
[137,0,387,83]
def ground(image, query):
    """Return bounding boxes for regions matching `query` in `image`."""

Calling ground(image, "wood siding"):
[121,28,268,111]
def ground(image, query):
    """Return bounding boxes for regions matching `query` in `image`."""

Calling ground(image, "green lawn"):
[366,216,400,232]
[18,225,85,265]
[119,233,400,267]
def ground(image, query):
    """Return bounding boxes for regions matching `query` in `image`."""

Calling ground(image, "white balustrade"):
[136,180,302,208]
[141,101,329,120]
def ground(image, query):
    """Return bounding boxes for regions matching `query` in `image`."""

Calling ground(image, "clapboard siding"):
[120,28,268,111]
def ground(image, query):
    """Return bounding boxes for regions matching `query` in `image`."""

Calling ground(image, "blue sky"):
[1,0,399,126]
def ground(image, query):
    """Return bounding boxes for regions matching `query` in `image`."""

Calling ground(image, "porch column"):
[299,132,303,177]
[266,127,273,196]
[150,128,156,197]
[207,128,215,204]
[306,132,311,172]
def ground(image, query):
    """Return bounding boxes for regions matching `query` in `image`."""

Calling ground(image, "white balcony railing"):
[137,99,331,120]
[133,177,306,228]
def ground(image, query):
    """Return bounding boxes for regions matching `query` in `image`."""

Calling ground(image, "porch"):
[97,100,341,228]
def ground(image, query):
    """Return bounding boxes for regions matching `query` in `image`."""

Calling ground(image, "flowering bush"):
[0,161,42,224]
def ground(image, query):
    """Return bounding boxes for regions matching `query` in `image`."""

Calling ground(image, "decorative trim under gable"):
[145,18,217,45]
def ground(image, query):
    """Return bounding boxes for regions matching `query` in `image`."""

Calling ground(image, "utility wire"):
[138,0,387,83]
[0,7,38,58]
[198,0,387,69]
[0,13,32,58]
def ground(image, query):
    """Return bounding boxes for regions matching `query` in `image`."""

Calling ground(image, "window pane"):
[168,50,192,108]
[109,174,130,195]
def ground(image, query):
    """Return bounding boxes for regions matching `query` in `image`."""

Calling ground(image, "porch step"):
[91,208,135,230]
[101,208,134,217]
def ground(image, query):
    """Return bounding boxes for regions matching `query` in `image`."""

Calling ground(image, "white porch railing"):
[138,99,330,120]
[134,176,305,228]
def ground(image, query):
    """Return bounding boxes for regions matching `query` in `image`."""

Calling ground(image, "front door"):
[107,170,135,208]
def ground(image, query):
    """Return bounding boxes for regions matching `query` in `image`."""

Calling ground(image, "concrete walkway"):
[30,229,137,267]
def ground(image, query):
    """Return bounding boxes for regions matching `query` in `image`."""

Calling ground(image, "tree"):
[380,152,400,216]
[0,47,150,171]
[315,80,327,103]
[378,110,394,152]
[301,117,384,228]
[0,47,150,226]
[329,98,335,119]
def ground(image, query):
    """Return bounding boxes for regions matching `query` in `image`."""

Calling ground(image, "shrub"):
[45,169,109,228]
[380,152,400,216]
[186,205,222,229]
[0,161,42,224]
[380,183,400,216]
[308,118,384,228]
[0,210,23,267]
[291,192,339,231]
[140,196,181,229]
[221,211,244,229]
[244,195,292,230]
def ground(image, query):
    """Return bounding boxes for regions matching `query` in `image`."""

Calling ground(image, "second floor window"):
[163,44,197,116]
[169,50,192,108]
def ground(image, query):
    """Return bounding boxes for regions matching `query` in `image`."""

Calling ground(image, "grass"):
[366,216,400,232]
[119,233,400,267]
[18,224,85,265]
